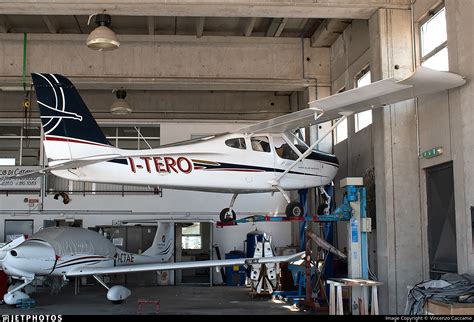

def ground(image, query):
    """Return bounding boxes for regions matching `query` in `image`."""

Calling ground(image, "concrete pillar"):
[444,0,474,275]
[369,9,423,314]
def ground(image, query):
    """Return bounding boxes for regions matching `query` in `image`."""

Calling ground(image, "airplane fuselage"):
[0,239,161,279]
[45,133,339,193]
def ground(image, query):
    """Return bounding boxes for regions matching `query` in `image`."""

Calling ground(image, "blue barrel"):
[246,229,267,258]
[224,250,246,286]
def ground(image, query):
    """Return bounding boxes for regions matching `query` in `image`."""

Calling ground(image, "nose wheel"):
[285,201,304,218]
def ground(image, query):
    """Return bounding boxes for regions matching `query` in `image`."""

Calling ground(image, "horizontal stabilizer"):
[66,251,304,276]
[235,67,465,134]
[5,154,122,179]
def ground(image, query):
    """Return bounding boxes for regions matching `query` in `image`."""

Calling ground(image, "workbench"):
[326,278,383,315]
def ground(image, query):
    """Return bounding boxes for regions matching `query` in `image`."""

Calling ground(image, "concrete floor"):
[0,284,318,315]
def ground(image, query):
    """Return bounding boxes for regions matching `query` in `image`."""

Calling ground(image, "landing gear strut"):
[317,186,332,216]
[271,184,304,218]
[3,277,34,305]
[220,193,238,223]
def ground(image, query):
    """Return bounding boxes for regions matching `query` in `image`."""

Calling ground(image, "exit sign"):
[422,147,443,159]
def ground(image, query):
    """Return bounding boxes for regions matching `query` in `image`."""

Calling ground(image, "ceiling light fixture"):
[86,13,120,51]
[110,89,132,115]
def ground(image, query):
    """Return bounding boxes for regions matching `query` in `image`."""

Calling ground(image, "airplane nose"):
[1,250,35,278]
[1,242,55,278]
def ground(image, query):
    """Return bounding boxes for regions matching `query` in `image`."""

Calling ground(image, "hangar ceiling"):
[1,15,323,38]
[0,0,409,120]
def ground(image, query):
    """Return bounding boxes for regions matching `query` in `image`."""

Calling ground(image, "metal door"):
[4,220,33,241]
[426,162,457,278]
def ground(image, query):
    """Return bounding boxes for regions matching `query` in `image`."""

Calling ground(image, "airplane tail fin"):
[143,223,174,261]
[31,73,113,161]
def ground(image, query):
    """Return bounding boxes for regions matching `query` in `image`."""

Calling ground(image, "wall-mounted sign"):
[422,147,443,159]
[0,166,41,190]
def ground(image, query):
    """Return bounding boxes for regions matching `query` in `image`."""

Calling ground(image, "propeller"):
[0,235,26,263]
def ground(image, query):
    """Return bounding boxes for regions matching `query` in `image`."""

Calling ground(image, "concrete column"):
[444,0,474,275]
[369,8,423,314]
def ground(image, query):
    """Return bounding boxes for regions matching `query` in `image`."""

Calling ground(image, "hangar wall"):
[413,0,474,277]
[0,34,329,91]
[330,1,474,314]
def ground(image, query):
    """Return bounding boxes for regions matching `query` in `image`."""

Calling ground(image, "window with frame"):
[251,136,271,152]
[182,223,202,250]
[420,6,448,71]
[355,68,372,132]
[101,126,160,149]
[225,138,246,150]
[0,125,41,166]
[334,87,347,144]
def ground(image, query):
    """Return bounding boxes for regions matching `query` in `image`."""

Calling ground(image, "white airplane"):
[0,224,302,305]
[21,68,465,221]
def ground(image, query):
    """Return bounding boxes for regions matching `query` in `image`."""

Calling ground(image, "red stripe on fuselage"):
[58,255,107,265]
[45,135,110,147]
[204,168,264,173]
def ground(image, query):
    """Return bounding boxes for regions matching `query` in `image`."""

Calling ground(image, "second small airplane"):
[0,224,302,305]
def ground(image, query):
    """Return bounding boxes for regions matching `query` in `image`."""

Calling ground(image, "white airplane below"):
[0,224,302,305]
[19,68,465,221]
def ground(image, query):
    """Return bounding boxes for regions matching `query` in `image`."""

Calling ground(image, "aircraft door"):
[272,135,298,174]
[249,135,274,180]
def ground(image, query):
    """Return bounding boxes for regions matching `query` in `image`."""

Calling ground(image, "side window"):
[275,144,299,161]
[251,136,271,153]
[225,138,246,150]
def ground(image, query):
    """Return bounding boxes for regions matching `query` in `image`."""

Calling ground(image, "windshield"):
[291,132,309,151]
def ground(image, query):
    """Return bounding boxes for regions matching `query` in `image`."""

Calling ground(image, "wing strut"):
[271,112,352,185]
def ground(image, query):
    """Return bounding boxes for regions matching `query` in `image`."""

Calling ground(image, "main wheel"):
[220,208,236,223]
[317,203,328,216]
[285,202,304,218]
[111,300,123,305]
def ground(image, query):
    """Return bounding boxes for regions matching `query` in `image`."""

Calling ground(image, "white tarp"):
[29,226,116,258]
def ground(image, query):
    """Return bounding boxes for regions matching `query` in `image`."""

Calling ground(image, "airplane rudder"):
[31,73,111,147]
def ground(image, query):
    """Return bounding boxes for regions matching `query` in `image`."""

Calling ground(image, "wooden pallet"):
[249,289,272,298]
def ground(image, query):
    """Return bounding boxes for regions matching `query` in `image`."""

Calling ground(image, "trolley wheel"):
[220,208,236,223]
[285,202,304,218]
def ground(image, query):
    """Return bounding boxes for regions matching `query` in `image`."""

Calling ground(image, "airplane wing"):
[66,251,304,277]
[6,154,123,179]
[235,67,466,134]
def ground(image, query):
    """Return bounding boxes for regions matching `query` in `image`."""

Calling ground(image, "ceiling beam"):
[297,18,309,30]
[242,17,256,37]
[42,15,59,33]
[0,1,410,19]
[196,17,205,38]
[310,19,351,47]
[0,75,317,92]
[273,17,288,37]
[265,18,280,37]
[147,16,154,35]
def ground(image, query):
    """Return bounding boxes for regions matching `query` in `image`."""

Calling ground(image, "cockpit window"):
[275,144,299,160]
[251,136,271,153]
[225,138,247,150]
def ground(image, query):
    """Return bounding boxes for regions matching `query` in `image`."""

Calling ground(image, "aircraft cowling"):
[107,285,131,302]
[1,240,56,278]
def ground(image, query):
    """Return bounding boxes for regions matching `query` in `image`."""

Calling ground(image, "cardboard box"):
[426,299,474,315]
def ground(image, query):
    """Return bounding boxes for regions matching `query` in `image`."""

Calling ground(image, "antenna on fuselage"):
[134,126,152,149]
